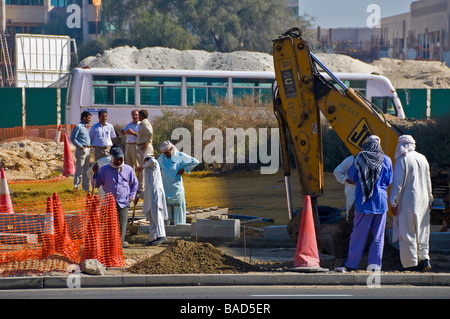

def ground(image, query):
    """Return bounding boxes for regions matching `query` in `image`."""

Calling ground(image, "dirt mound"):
[126,240,261,274]
[0,139,74,180]
[372,58,450,89]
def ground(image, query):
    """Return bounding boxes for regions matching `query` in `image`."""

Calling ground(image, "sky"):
[298,0,416,29]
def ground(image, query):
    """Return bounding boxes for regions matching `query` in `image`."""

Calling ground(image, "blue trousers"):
[345,210,386,270]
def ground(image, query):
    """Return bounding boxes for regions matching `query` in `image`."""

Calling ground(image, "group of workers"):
[71,109,199,247]
[334,134,433,272]
[72,110,433,271]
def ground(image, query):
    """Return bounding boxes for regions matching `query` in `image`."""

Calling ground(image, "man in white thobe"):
[390,135,433,271]
[333,155,356,220]
[138,154,168,246]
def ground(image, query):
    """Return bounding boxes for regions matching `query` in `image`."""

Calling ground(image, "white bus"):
[65,67,405,125]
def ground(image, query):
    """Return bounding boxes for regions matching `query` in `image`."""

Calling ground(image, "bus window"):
[233,88,254,100]
[187,87,207,105]
[140,76,182,106]
[186,77,227,86]
[140,87,160,105]
[162,87,182,106]
[186,77,227,106]
[115,87,135,105]
[209,88,228,105]
[93,75,135,105]
[93,86,113,105]
[371,97,397,116]
[257,88,273,104]
[232,78,272,104]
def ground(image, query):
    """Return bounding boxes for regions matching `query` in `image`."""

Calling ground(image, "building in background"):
[0,0,98,87]
[381,0,450,64]
[307,0,450,65]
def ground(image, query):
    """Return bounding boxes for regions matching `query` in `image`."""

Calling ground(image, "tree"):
[101,0,315,53]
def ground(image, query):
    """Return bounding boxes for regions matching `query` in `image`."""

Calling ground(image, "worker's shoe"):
[418,259,431,272]
[334,266,356,273]
[144,237,167,246]
[151,237,167,246]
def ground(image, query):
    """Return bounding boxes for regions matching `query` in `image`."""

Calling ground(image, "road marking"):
[250,294,353,298]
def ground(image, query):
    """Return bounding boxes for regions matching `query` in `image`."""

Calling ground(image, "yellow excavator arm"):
[273,28,401,223]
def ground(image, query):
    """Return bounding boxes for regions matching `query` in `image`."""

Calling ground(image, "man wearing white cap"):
[157,140,199,225]
[390,135,433,271]
[136,154,168,246]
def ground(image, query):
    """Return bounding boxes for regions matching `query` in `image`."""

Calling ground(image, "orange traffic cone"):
[100,193,124,268]
[290,195,328,272]
[41,196,56,258]
[63,133,75,176]
[52,192,79,262]
[81,194,102,263]
[0,168,14,214]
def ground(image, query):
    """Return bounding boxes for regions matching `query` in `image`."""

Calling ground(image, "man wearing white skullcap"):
[157,140,199,225]
[136,154,168,246]
[390,135,433,271]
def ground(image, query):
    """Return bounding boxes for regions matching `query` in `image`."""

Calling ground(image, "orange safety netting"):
[0,192,124,276]
[0,125,75,144]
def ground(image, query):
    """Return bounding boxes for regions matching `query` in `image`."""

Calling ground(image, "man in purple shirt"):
[340,135,393,272]
[93,147,138,246]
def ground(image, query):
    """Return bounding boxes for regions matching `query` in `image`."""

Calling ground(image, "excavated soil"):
[0,139,75,180]
[126,240,261,274]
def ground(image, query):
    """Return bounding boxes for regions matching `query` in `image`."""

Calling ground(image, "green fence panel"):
[25,88,58,126]
[60,88,67,124]
[0,88,23,128]
[397,89,427,119]
[430,89,450,118]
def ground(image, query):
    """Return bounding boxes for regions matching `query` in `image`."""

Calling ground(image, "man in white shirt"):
[333,155,355,220]
[120,109,140,172]
[89,110,117,161]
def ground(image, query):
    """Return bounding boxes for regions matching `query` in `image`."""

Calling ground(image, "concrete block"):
[165,223,192,237]
[263,225,290,241]
[193,219,240,239]
[0,232,38,244]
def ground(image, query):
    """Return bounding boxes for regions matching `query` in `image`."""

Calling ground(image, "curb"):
[0,272,449,289]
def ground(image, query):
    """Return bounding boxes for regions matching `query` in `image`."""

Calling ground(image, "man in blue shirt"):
[71,111,92,192]
[93,147,138,246]
[342,135,393,271]
[89,110,117,161]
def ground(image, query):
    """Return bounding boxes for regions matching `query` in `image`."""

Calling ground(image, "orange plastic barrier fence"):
[0,125,75,144]
[0,192,124,276]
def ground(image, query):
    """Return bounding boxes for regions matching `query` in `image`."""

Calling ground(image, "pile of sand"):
[0,139,74,180]
[51,45,450,89]
[78,46,274,71]
[126,239,260,274]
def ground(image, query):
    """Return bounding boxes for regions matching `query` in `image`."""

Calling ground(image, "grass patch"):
[7,170,347,225]
[9,177,86,204]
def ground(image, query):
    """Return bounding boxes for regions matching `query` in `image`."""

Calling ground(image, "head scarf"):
[395,135,416,160]
[355,135,385,203]
[159,140,174,153]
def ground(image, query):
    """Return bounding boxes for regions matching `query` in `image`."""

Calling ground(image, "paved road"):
[1,285,449,299]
